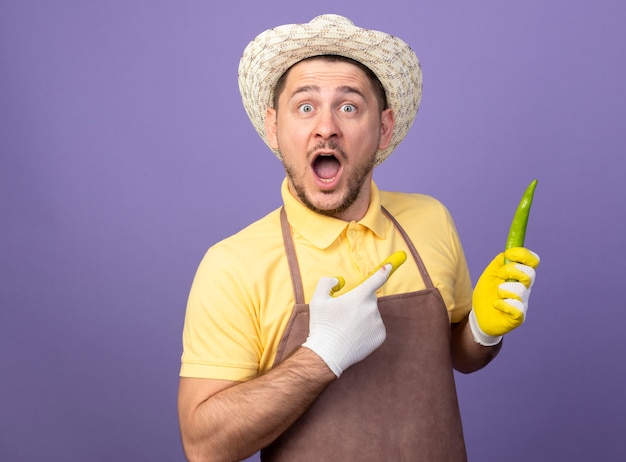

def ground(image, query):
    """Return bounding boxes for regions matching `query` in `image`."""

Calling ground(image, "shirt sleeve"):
[442,206,473,323]
[180,243,261,381]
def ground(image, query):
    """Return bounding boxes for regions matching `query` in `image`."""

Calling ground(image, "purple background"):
[2,1,625,460]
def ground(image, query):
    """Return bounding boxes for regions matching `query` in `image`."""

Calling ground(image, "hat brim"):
[238,14,422,165]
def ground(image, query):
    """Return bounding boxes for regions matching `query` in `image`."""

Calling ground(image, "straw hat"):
[238,14,422,165]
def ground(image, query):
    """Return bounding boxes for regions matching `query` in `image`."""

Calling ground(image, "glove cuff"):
[469,310,503,347]
[301,341,343,378]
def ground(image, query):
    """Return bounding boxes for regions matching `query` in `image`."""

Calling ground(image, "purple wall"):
[1,1,625,460]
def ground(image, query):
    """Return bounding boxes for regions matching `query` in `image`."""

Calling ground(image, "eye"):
[340,104,357,113]
[299,103,314,113]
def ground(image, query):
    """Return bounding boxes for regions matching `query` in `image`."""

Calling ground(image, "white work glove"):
[303,252,406,377]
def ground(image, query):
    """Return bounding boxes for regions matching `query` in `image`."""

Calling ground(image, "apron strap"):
[380,206,436,289]
[280,207,305,305]
[279,205,435,305]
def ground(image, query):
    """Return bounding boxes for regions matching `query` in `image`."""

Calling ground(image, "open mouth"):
[312,154,341,183]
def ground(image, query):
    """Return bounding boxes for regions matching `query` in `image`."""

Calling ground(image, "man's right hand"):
[302,252,406,377]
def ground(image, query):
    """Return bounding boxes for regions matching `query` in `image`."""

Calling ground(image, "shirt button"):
[348,230,356,237]
[356,252,365,260]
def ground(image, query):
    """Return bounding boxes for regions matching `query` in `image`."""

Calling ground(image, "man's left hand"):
[469,247,540,345]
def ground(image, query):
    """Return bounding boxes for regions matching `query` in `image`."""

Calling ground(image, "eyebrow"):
[289,85,366,100]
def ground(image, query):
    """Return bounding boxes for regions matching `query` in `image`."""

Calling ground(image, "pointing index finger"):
[369,251,407,279]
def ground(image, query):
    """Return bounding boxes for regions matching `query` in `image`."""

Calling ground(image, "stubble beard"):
[282,143,377,218]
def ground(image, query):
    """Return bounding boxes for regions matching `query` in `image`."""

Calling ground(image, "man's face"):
[265,58,394,221]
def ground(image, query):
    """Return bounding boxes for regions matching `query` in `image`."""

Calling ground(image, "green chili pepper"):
[504,179,538,264]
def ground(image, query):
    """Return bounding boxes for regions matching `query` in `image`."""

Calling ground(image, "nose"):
[314,108,341,140]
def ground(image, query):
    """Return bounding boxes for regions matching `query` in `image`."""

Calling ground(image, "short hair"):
[272,55,388,112]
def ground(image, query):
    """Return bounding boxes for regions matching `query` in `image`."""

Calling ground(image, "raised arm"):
[178,257,402,461]
[451,247,540,373]
[178,347,334,462]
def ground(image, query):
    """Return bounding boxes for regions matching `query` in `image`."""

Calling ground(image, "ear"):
[265,108,279,150]
[378,109,395,151]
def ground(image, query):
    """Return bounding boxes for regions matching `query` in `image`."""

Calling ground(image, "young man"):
[178,15,540,462]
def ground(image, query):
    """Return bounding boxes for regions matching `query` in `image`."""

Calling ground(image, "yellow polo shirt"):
[180,179,472,381]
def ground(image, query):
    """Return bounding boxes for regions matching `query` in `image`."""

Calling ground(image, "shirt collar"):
[281,178,387,249]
